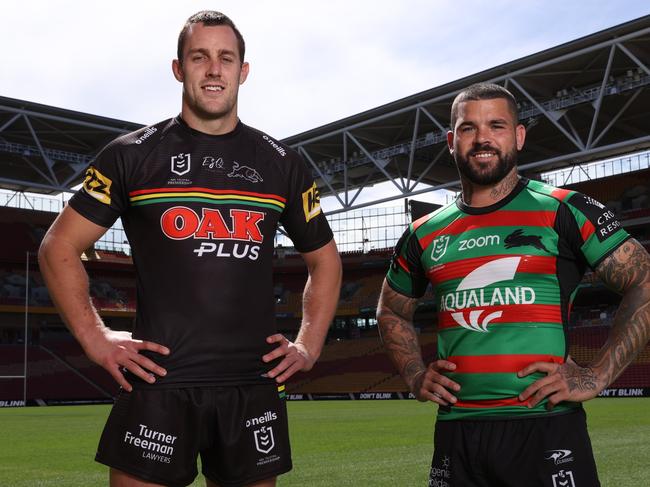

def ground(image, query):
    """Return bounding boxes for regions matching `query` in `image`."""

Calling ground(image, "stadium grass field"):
[0,398,647,486]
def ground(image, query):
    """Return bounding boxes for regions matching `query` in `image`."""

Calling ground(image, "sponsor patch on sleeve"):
[302,182,322,222]
[82,166,112,205]
[568,193,622,242]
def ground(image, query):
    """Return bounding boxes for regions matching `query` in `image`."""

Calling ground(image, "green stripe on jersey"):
[438,324,566,358]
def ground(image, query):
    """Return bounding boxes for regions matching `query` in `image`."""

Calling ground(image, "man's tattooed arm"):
[376,280,425,391]
[590,238,650,389]
[519,238,650,407]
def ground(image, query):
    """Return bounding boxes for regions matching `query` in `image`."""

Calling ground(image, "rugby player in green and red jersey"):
[39,11,342,487]
[377,83,650,486]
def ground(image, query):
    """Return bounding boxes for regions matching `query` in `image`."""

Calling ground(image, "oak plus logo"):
[439,256,535,332]
[160,206,265,260]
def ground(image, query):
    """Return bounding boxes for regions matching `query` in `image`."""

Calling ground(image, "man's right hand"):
[82,327,170,392]
[412,360,460,406]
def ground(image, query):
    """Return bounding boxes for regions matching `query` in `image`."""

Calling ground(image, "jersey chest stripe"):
[438,304,562,329]
[427,254,556,283]
[128,186,287,204]
[130,197,284,213]
[418,210,556,250]
[453,396,529,408]
[580,219,595,242]
[130,192,284,208]
[448,353,563,374]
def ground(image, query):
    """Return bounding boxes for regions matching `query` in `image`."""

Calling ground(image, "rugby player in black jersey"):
[39,11,341,487]
[377,83,650,486]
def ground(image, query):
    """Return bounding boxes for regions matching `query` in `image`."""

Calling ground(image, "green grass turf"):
[0,398,647,486]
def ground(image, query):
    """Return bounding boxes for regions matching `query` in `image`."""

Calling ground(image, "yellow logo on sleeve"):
[302,182,322,222]
[82,166,112,205]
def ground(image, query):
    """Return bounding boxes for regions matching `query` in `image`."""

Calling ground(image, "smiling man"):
[377,83,650,486]
[39,10,341,487]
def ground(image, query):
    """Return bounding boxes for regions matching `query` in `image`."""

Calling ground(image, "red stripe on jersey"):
[396,255,409,272]
[454,396,530,408]
[438,304,562,329]
[428,254,556,284]
[551,188,573,201]
[448,354,563,374]
[419,211,556,250]
[129,187,287,203]
[580,220,595,242]
[412,213,431,232]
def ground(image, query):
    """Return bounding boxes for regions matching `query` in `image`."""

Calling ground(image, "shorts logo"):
[82,166,112,205]
[302,182,322,222]
[171,153,191,176]
[430,235,450,262]
[228,161,263,183]
[551,470,576,487]
[545,449,574,465]
[254,426,275,454]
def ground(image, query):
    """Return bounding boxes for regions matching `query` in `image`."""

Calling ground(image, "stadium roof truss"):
[0,16,649,210]
[0,98,138,194]
[283,15,650,213]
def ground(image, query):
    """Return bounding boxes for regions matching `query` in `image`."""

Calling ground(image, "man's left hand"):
[262,334,315,383]
[517,357,601,410]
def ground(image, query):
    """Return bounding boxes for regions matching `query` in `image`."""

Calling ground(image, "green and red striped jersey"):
[386,178,630,420]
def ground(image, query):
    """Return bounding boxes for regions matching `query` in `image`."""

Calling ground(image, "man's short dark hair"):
[177,10,246,64]
[450,83,519,128]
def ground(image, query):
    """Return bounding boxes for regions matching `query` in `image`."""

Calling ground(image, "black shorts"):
[429,408,600,487]
[96,383,292,487]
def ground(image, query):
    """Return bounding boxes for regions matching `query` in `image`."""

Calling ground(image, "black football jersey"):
[69,117,333,387]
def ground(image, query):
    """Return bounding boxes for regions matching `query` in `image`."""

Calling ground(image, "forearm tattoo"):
[377,281,425,390]
[593,239,650,388]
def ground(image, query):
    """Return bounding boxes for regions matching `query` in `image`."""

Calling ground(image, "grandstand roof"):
[0,96,139,194]
[1,15,649,207]
[284,15,650,211]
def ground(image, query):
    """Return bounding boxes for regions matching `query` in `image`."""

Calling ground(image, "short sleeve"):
[564,192,631,269]
[68,141,129,228]
[385,225,428,298]
[279,153,333,253]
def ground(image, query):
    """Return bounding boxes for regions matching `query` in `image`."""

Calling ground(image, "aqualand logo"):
[439,256,536,333]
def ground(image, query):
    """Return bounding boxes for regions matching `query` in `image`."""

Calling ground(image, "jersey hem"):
[437,402,581,421]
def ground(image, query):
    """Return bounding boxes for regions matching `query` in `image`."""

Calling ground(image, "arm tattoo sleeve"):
[592,238,650,388]
[376,280,425,390]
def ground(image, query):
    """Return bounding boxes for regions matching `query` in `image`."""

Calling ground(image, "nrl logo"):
[253,426,275,454]
[171,153,191,176]
[430,235,450,262]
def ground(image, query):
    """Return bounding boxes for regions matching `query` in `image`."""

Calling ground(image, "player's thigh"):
[110,467,167,487]
[205,477,277,487]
